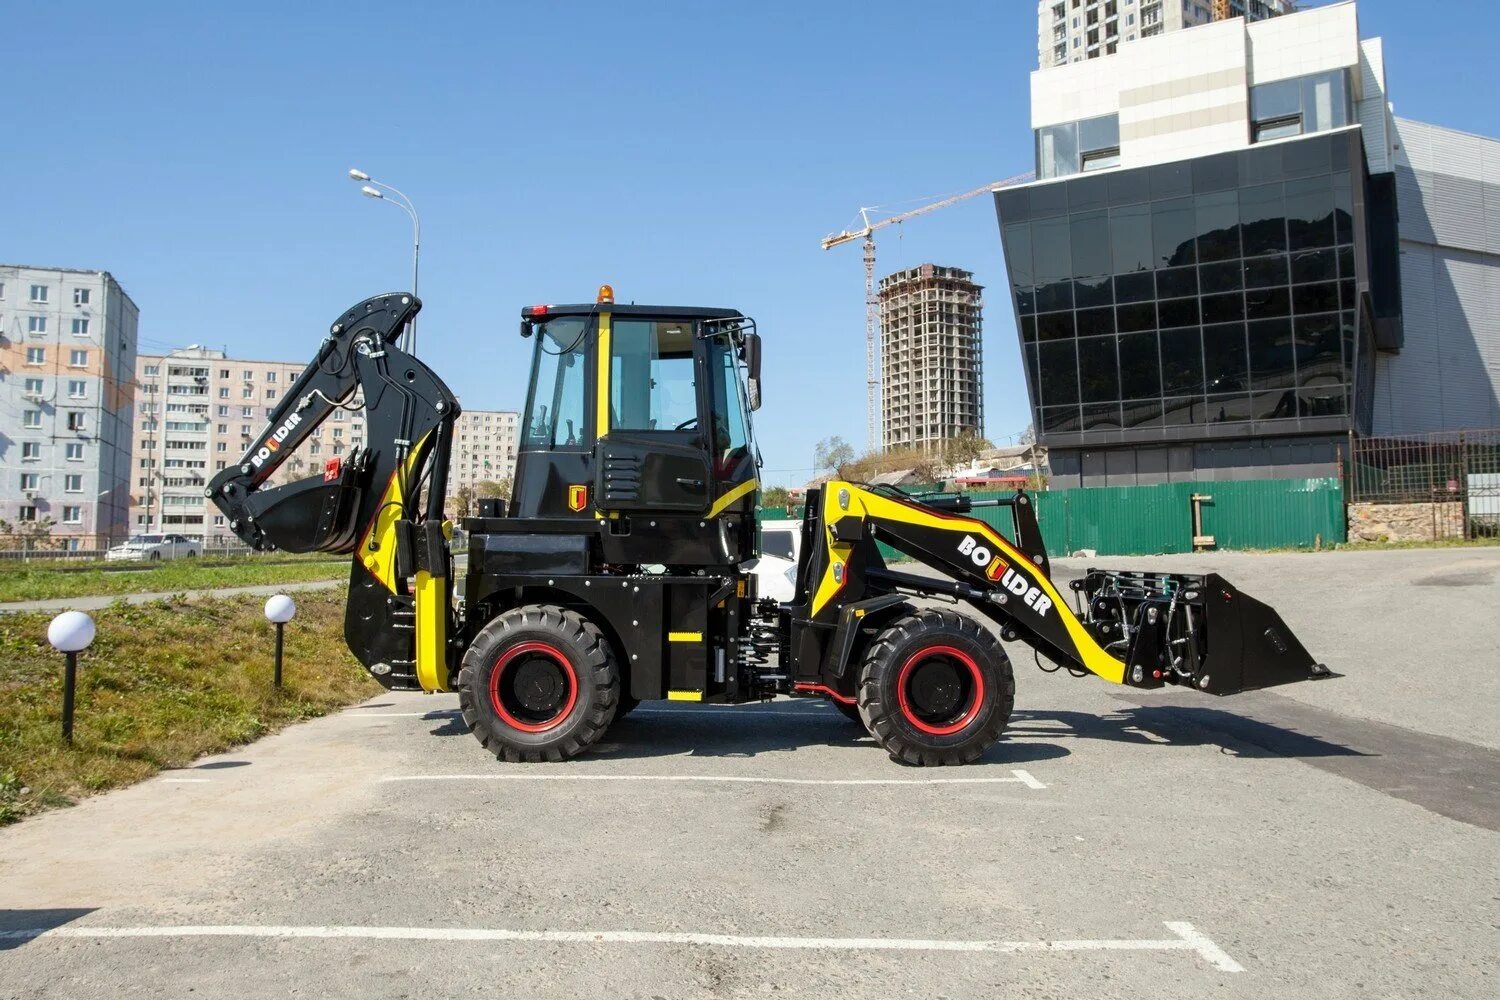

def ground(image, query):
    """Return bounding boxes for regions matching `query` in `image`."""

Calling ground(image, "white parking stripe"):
[0,921,1241,971]
[379,769,1046,788]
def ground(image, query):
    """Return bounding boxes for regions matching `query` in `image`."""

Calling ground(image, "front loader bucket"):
[1074,570,1329,696]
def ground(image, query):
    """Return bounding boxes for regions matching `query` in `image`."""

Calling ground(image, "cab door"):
[594,315,712,513]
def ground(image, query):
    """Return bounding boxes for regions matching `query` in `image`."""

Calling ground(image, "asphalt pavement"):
[0,547,1496,998]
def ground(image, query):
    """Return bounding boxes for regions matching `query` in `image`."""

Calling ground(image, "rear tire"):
[458,605,619,762]
[858,609,1014,766]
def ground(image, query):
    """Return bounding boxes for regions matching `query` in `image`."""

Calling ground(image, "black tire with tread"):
[457,604,619,762]
[857,608,1014,766]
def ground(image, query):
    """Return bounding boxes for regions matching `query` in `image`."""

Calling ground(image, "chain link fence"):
[1348,429,1500,542]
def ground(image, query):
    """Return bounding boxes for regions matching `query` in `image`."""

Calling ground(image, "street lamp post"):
[348,169,420,354]
[145,344,202,535]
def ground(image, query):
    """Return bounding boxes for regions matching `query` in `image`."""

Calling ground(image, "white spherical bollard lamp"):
[47,611,96,743]
[264,595,296,688]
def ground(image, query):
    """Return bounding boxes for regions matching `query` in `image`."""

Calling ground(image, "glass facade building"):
[996,129,1385,468]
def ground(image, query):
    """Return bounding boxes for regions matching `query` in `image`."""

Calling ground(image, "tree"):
[451,483,477,520]
[761,485,791,509]
[475,478,512,501]
[814,436,855,476]
[941,431,993,470]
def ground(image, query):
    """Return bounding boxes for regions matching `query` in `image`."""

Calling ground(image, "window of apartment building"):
[23,410,43,429]
[266,371,277,383]
[242,387,254,398]
[143,363,160,376]
[219,369,230,379]
[216,405,228,416]
[216,461,226,470]
[28,316,47,335]
[217,423,227,433]
[63,506,82,523]
[67,412,86,432]
[29,284,48,303]
[69,349,88,367]
[0,281,5,299]
[1251,70,1352,143]
[65,474,82,492]
[239,406,252,418]
[265,388,277,400]
[216,442,227,452]
[68,379,87,398]
[20,473,39,490]
[22,442,40,460]
[72,318,89,336]
[66,443,83,461]
[1036,113,1120,179]
[242,369,252,381]
[218,387,230,398]
[18,506,38,522]
[74,288,91,305]
[24,376,44,395]
[25,347,44,365]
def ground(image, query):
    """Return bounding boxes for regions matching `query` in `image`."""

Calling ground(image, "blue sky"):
[6,1,1495,486]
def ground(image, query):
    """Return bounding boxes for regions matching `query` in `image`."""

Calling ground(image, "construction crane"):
[820,170,1034,451]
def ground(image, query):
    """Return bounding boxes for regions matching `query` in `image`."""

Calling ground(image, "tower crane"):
[820,171,1034,451]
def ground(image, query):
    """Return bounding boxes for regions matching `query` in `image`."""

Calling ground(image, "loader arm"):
[787,481,1325,699]
[206,292,462,691]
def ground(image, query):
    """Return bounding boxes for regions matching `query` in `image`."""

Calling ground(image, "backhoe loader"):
[208,289,1328,765]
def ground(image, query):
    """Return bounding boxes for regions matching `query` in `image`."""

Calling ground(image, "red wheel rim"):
[896,645,985,736]
[488,641,579,733]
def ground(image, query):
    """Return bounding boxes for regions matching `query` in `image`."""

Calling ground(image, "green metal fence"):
[764,478,1345,556]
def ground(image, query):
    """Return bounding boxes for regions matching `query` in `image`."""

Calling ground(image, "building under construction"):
[879,264,984,452]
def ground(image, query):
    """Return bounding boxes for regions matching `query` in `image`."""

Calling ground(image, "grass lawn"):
[0,555,349,603]
[0,589,378,825]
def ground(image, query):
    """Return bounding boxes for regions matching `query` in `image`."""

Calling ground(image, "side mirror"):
[520,320,534,339]
[742,332,762,412]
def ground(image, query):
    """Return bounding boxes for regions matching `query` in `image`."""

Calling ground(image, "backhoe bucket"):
[1074,570,1329,696]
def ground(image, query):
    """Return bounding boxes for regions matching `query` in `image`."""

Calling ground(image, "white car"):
[749,519,802,604]
[105,533,203,562]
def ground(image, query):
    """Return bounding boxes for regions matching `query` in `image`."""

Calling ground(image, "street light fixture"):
[348,167,420,354]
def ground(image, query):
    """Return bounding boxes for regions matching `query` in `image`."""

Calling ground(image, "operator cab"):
[510,288,763,568]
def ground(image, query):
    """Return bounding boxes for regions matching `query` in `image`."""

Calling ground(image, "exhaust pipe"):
[1072,570,1330,696]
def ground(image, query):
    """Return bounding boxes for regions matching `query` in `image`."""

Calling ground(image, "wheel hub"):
[490,642,579,732]
[896,645,984,736]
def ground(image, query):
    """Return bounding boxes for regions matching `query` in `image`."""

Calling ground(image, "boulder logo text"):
[957,534,1052,617]
[250,411,303,469]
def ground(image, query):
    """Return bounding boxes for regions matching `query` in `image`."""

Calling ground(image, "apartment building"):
[1038,0,1295,69]
[879,265,984,451]
[1,265,138,548]
[449,408,520,490]
[129,349,367,544]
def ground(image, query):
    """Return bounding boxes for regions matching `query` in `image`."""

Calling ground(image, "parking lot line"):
[378,770,1047,788]
[0,920,1241,971]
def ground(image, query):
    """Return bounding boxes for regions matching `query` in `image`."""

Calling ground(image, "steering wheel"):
[674,417,699,431]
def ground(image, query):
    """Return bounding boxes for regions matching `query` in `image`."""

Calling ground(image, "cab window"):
[521,317,590,449]
[707,336,752,477]
[609,319,697,432]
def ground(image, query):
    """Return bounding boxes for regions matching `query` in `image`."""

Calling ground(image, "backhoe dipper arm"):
[206,292,463,692]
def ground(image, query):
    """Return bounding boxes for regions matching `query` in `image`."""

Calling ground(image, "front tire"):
[458,605,619,762]
[858,609,1014,766]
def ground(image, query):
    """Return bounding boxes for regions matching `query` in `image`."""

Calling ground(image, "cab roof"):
[521,303,743,321]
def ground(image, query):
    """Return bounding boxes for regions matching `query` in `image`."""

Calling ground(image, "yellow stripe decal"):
[707,477,759,519]
[595,312,611,440]
[668,690,704,702]
[357,430,433,592]
[668,631,703,643]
